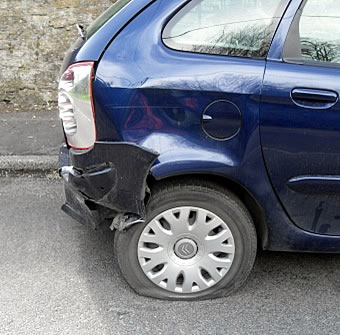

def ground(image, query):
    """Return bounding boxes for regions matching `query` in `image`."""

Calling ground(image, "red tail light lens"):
[58,62,96,150]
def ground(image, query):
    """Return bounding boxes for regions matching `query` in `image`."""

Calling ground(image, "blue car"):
[58,0,340,300]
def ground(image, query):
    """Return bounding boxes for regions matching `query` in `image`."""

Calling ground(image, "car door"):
[260,0,340,235]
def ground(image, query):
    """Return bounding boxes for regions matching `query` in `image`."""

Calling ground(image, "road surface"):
[0,176,339,335]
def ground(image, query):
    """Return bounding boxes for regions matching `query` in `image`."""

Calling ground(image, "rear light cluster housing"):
[58,62,96,150]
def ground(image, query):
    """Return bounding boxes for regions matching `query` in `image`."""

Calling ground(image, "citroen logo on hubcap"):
[174,238,198,259]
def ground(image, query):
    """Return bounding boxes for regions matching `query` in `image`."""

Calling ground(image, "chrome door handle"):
[291,88,338,104]
[291,88,338,109]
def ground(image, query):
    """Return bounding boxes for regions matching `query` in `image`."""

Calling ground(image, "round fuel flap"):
[202,100,242,140]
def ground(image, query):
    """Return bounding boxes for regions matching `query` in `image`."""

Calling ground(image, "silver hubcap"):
[138,207,235,294]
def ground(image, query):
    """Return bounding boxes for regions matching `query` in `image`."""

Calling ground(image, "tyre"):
[114,179,257,300]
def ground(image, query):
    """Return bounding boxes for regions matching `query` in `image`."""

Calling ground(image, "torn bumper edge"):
[59,142,159,229]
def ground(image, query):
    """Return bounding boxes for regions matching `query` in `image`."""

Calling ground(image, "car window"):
[86,0,133,40]
[162,0,289,59]
[300,0,340,65]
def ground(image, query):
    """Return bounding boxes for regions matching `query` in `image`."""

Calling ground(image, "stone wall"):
[0,0,115,112]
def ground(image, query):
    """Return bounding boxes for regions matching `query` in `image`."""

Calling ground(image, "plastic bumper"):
[59,142,158,229]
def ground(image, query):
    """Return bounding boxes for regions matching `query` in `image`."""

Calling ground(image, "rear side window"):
[162,0,289,59]
[300,0,340,65]
[86,0,133,40]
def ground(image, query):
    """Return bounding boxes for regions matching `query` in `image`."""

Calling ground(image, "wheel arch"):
[147,173,268,250]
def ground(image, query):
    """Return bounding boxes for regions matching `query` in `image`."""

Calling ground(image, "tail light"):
[58,62,96,150]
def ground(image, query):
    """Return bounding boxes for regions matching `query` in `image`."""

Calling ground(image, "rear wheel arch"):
[146,173,268,250]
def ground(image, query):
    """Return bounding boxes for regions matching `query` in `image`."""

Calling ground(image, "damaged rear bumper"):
[59,142,158,229]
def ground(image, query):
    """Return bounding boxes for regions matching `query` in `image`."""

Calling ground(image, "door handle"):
[291,88,338,106]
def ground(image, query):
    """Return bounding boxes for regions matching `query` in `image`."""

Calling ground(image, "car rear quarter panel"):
[94,0,263,173]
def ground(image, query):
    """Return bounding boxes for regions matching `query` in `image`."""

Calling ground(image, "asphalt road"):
[1,176,339,335]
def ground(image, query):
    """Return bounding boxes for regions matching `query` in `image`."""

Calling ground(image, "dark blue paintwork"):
[63,0,340,252]
[61,0,155,72]
[261,61,340,237]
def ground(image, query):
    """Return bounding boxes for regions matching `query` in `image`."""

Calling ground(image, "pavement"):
[0,111,63,173]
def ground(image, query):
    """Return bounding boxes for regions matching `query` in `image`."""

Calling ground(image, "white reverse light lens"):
[58,62,96,150]
[58,91,77,136]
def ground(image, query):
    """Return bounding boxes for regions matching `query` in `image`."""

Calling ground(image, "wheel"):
[114,179,257,300]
